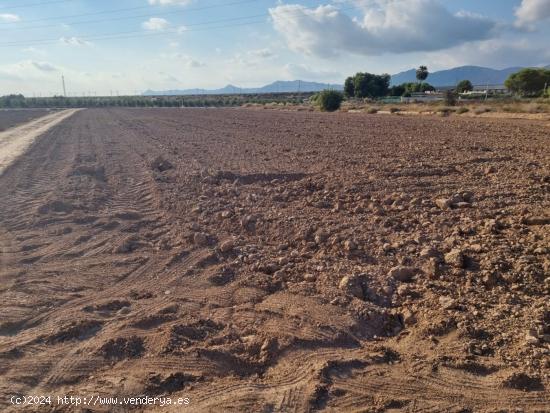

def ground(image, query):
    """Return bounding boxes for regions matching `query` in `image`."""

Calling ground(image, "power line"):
[0,0,74,10]
[0,20,268,48]
[2,10,269,34]
[0,0,261,25]
[0,2,364,48]
[0,0,262,32]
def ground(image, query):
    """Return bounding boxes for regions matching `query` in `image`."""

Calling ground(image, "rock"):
[439,296,457,310]
[525,329,540,345]
[193,232,208,246]
[338,274,367,299]
[241,215,257,232]
[389,266,417,282]
[150,155,173,172]
[114,235,141,253]
[303,273,316,282]
[401,308,417,325]
[221,210,233,219]
[314,230,329,244]
[481,271,498,288]
[344,239,357,251]
[461,191,474,203]
[521,216,550,226]
[445,249,465,268]
[435,198,452,210]
[422,258,441,279]
[219,239,235,253]
[484,165,496,175]
[420,247,441,260]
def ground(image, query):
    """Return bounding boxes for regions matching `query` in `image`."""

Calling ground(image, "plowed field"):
[0,108,548,412]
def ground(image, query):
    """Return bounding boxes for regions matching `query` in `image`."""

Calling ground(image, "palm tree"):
[416,65,429,84]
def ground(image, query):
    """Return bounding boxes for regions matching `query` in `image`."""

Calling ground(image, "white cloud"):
[269,1,496,58]
[148,0,193,5]
[515,0,550,27]
[142,17,169,31]
[0,13,20,22]
[160,52,206,68]
[59,36,92,46]
[31,61,58,72]
[248,48,275,59]
[284,63,341,81]
[22,47,47,56]
[176,25,188,34]
[428,38,550,69]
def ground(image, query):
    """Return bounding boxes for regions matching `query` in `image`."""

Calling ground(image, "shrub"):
[456,107,469,114]
[389,107,400,113]
[444,90,457,106]
[366,107,378,114]
[474,106,492,115]
[438,107,454,116]
[316,90,344,112]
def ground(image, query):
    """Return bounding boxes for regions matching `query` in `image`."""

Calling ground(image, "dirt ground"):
[0,109,53,132]
[0,108,548,412]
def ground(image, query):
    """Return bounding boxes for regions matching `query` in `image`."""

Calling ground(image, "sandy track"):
[0,109,80,175]
[0,108,548,412]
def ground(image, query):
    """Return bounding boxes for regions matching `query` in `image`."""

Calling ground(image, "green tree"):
[352,72,390,98]
[389,84,406,96]
[344,76,355,98]
[316,90,343,112]
[505,68,550,96]
[416,65,429,83]
[456,79,473,93]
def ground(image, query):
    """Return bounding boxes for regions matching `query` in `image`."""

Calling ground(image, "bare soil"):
[0,108,548,412]
[0,109,54,132]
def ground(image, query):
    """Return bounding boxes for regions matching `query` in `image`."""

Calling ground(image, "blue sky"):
[0,0,549,96]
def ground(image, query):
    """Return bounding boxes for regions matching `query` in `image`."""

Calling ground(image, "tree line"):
[0,93,313,109]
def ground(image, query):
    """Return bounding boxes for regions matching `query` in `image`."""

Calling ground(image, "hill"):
[390,65,524,86]
[143,80,342,96]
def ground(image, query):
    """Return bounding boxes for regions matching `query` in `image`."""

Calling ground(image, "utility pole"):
[62,74,67,97]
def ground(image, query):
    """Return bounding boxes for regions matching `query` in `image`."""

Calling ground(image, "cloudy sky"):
[1,0,549,96]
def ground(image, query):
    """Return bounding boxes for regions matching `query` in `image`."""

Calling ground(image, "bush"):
[456,107,469,114]
[366,107,378,114]
[444,90,457,106]
[438,107,455,116]
[474,106,492,115]
[316,90,343,112]
[389,107,400,113]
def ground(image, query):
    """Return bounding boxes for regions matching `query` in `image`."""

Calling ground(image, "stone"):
[525,329,540,345]
[344,239,357,251]
[241,215,256,232]
[338,274,367,299]
[303,273,317,282]
[401,308,417,325]
[219,239,235,253]
[439,296,457,310]
[389,266,416,282]
[420,247,441,260]
[445,249,465,268]
[193,232,208,246]
[435,198,452,210]
[422,258,440,279]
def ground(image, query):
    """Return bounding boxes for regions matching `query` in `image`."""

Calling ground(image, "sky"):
[0,0,549,96]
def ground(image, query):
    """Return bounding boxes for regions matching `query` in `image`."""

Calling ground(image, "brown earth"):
[0,108,548,412]
[0,109,54,132]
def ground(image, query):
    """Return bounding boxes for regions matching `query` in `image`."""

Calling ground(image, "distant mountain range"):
[143,65,550,96]
[390,65,527,86]
[143,80,342,96]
